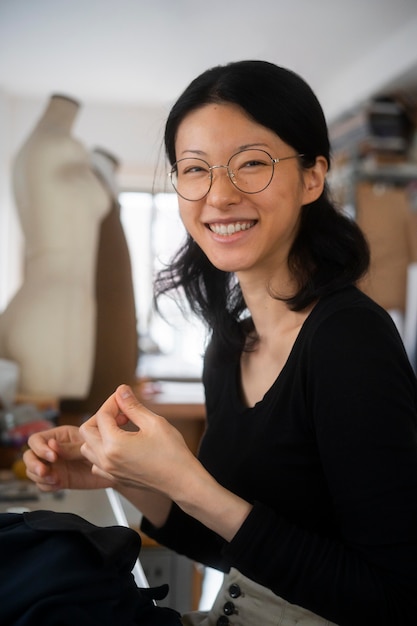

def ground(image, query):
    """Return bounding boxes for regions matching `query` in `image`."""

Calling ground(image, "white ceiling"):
[1,0,417,121]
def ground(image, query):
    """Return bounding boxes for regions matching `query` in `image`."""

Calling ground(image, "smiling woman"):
[24,60,417,626]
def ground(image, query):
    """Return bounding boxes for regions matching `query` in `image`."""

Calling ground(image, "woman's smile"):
[206,219,257,237]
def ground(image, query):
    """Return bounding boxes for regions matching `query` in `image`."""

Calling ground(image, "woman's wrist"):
[174,459,253,542]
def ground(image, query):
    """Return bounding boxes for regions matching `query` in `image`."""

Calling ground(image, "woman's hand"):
[80,385,253,541]
[24,425,114,492]
[79,385,198,500]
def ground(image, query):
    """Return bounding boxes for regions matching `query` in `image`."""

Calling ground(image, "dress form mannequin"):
[60,148,139,415]
[0,95,110,397]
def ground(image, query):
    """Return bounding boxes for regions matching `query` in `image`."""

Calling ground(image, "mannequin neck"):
[36,94,80,133]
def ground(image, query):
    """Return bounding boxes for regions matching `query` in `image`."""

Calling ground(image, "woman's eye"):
[241,160,266,169]
[182,163,209,176]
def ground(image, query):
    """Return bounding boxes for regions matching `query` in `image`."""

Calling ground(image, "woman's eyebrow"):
[179,142,271,157]
[238,142,270,150]
[179,149,208,157]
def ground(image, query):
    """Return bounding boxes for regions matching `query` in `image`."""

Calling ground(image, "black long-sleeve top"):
[142,287,417,625]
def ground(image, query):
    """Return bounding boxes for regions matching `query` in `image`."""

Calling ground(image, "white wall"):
[321,15,417,122]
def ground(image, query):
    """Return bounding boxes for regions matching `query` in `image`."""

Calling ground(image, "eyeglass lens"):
[170,149,275,201]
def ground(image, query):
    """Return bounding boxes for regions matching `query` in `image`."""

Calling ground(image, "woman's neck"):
[238,266,296,336]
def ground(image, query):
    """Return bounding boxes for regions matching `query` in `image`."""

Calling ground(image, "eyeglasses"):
[168,148,304,201]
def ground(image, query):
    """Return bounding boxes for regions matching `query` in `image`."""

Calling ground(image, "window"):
[119,191,206,379]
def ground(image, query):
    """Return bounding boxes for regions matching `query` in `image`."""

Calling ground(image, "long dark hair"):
[155,60,369,356]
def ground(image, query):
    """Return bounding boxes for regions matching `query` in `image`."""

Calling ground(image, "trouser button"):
[223,601,236,616]
[228,583,241,599]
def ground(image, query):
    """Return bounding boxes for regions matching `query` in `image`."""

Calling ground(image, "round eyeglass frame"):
[168,149,304,201]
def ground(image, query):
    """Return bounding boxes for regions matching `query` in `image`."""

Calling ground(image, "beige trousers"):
[182,568,337,626]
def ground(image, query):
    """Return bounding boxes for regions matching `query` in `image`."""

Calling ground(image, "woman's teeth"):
[209,221,255,236]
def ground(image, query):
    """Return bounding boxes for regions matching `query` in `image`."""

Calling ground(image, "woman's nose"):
[206,167,241,207]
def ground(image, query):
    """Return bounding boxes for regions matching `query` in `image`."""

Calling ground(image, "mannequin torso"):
[0,95,111,397]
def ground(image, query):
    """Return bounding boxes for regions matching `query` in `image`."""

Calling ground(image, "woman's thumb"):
[115,384,139,407]
[115,384,152,427]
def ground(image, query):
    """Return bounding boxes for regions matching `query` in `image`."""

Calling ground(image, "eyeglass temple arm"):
[272,154,304,164]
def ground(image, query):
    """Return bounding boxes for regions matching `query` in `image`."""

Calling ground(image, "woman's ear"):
[302,156,328,204]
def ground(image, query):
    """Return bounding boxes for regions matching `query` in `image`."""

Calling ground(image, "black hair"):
[155,60,369,356]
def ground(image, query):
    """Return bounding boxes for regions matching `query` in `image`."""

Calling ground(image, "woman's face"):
[174,102,325,282]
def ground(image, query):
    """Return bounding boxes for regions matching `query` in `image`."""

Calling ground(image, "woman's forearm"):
[172,457,253,542]
[116,484,173,529]
[118,459,252,542]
